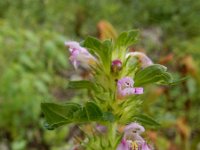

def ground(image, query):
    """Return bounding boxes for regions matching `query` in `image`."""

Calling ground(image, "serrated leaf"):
[41,102,105,129]
[83,37,112,73]
[115,30,139,49]
[41,102,81,129]
[83,37,102,54]
[132,114,160,126]
[83,37,107,60]
[134,64,173,86]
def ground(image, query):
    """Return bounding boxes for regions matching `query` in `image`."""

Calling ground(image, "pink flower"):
[117,77,143,98]
[65,41,96,69]
[124,122,145,144]
[117,123,152,150]
[125,122,145,134]
[126,52,153,68]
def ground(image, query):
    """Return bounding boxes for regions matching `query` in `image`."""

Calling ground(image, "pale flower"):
[117,77,143,98]
[126,52,153,68]
[117,123,152,150]
[65,41,96,69]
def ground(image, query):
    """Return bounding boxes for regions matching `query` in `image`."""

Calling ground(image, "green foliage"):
[132,114,160,127]
[42,102,107,129]
[0,0,200,149]
[67,80,96,90]
[134,64,173,86]
[42,31,175,127]
[0,23,68,148]
[83,37,112,73]
[40,30,171,149]
[115,30,139,49]
[113,30,139,60]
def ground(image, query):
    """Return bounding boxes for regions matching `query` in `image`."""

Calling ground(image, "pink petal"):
[116,139,129,150]
[126,52,153,68]
[125,122,145,134]
[117,77,144,98]
[65,41,96,69]
[142,142,151,150]
[133,87,143,94]
[119,88,135,97]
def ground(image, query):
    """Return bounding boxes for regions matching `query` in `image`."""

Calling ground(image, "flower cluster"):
[65,41,152,98]
[42,30,174,150]
[65,40,153,149]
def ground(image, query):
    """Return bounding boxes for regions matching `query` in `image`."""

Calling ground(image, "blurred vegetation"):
[0,0,200,150]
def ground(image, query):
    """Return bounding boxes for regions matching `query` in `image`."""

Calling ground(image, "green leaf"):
[115,30,139,49]
[169,76,188,85]
[67,80,96,90]
[102,112,115,122]
[41,102,81,129]
[83,37,102,54]
[85,102,103,120]
[83,37,107,61]
[41,102,105,129]
[132,114,160,126]
[134,64,173,86]
[83,37,112,73]
[73,107,88,122]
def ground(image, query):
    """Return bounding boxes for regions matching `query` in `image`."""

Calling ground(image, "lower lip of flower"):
[134,87,143,94]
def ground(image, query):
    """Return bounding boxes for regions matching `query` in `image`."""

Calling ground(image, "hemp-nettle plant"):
[41,30,178,150]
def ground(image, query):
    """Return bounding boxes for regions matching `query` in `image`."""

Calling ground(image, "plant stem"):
[107,122,117,149]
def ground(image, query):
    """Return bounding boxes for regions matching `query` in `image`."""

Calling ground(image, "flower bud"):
[111,59,122,73]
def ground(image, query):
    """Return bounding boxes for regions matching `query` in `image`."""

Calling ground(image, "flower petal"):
[133,87,144,94]
[117,77,143,98]
[125,122,145,134]
[126,52,153,68]
[65,41,96,69]
[116,139,130,150]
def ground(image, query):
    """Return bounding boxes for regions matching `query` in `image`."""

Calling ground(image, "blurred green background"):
[0,0,200,150]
